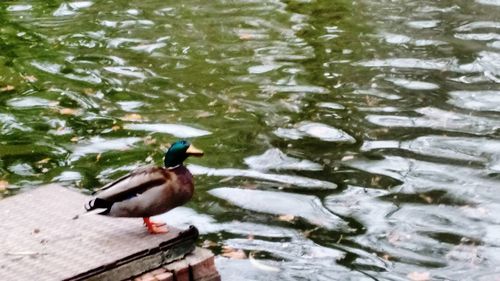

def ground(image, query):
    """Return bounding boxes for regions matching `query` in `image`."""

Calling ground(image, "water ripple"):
[448,90,500,111]
[69,136,141,162]
[7,4,32,12]
[456,21,500,32]
[244,148,322,172]
[274,122,355,143]
[189,165,336,190]
[476,0,500,6]
[7,97,57,109]
[0,114,32,134]
[367,107,500,135]
[209,187,347,230]
[1,0,500,279]
[53,1,93,17]
[123,123,211,138]
[357,58,457,71]
[386,78,439,90]
[362,135,500,163]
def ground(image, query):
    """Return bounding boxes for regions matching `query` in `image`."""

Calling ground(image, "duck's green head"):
[164,140,204,168]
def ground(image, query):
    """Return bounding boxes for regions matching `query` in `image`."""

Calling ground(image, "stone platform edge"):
[130,247,220,281]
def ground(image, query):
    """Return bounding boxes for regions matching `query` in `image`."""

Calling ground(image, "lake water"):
[1,0,499,280]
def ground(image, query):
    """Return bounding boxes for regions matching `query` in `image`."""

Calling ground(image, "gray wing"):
[93,166,169,203]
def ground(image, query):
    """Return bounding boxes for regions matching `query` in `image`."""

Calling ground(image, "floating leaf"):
[277,214,295,222]
[302,227,320,238]
[419,194,433,204]
[341,155,355,161]
[121,113,143,122]
[202,240,217,248]
[143,135,156,145]
[0,85,15,92]
[196,111,213,118]
[365,95,380,107]
[36,158,51,165]
[59,108,79,115]
[387,231,411,245]
[0,180,8,191]
[70,136,80,142]
[111,125,121,131]
[226,105,240,113]
[407,271,430,281]
[23,75,38,83]
[239,33,254,40]
[241,181,258,189]
[370,176,382,187]
[221,246,247,259]
[83,88,95,95]
[218,176,234,183]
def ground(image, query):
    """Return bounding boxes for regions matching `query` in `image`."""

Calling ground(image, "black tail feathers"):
[85,198,112,212]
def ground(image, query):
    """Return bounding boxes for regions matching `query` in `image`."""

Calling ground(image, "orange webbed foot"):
[143,217,169,234]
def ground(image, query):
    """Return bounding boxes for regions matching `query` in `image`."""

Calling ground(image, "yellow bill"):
[186,144,204,157]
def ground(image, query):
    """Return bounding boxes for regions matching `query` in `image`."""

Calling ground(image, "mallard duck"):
[85,140,203,234]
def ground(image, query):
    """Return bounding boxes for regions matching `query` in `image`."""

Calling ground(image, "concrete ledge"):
[0,185,218,281]
[131,248,220,281]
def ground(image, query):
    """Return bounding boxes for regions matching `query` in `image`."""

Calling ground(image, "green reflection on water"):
[2,0,500,280]
[0,0,368,193]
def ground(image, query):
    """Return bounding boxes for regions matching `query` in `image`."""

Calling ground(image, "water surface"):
[1,0,499,280]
